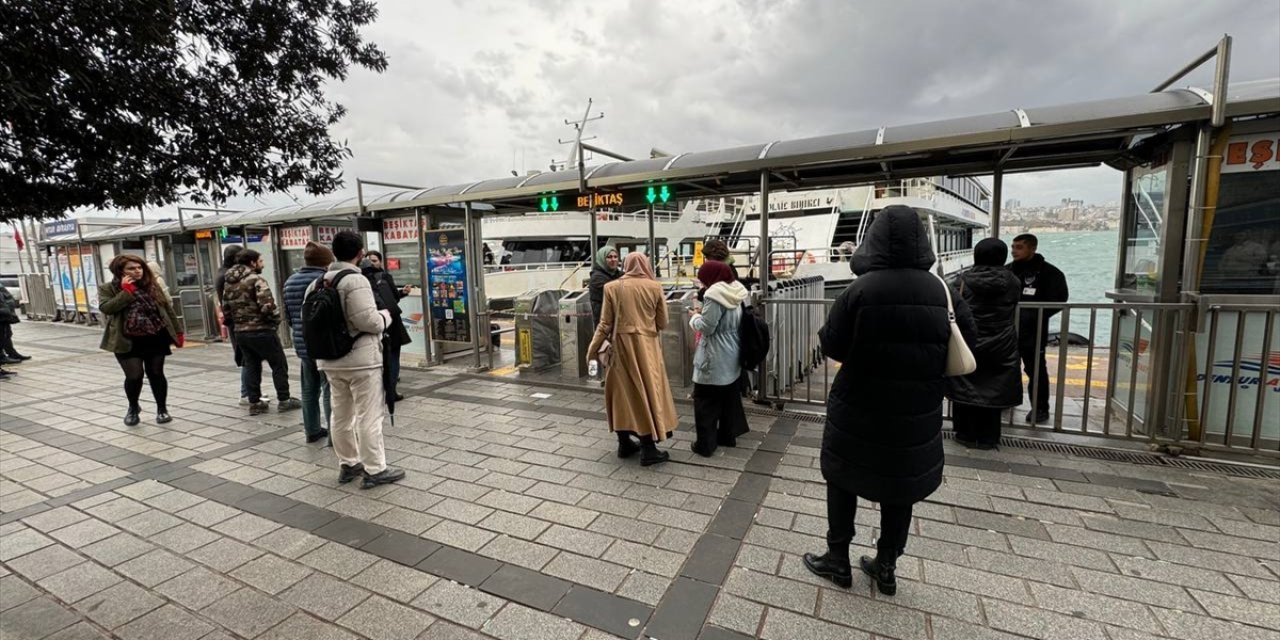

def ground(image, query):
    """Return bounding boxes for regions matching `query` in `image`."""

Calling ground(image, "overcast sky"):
[109,0,1280,220]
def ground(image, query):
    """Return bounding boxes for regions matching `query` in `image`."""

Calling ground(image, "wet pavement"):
[2,320,1278,640]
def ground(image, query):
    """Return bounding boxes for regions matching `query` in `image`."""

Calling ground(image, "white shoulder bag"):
[933,272,977,377]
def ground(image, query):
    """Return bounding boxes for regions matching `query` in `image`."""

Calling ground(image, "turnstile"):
[661,288,699,388]
[514,288,565,371]
[559,290,594,378]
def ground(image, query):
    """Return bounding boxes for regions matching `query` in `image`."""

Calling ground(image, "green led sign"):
[219,227,228,239]
[539,195,560,212]
[644,184,672,205]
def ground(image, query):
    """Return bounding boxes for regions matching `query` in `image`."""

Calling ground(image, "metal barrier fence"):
[17,273,58,320]
[759,296,1279,457]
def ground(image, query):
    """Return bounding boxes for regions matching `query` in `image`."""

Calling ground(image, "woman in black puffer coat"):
[946,238,1023,449]
[803,206,975,597]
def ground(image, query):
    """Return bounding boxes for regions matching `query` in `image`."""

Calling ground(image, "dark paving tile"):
[165,472,227,495]
[45,479,134,507]
[103,452,157,468]
[769,419,799,436]
[756,433,790,453]
[727,474,771,504]
[1007,462,1088,483]
[416,546,502,586]
[200,480,260,506]
[479,563,571,612]
[237,491,301,516]
[60,440,104,454]
[743,451,783,475]
[146,465,198,483]
[553,586,652,640]
[946,455,1010,472]
[646,577,719,640]
[272,503,341,532]
[313,517,389,548]
[707,500,757,541]
[361,530,441,567]
[681,535,739,585]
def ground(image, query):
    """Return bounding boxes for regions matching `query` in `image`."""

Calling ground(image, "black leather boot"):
[859,549,898,596]
[123,407,141,427]
[616,432,640,459]
[638,435,669,467]
[803,551,852,588]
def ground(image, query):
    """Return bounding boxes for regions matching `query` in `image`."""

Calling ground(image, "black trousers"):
[0,323,17,357]
[692,382,750,456]
[237,331,291,403]
[952,403,1002,446]
[1018,330,1051,414]
[826,483,913,563]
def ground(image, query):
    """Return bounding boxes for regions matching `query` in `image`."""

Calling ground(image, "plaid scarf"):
[121,280,165,338]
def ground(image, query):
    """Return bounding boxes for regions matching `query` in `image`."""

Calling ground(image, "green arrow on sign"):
[659,185,671,203]
[540,197,549,212]
[646,186,657,204]
[550,196,559,211]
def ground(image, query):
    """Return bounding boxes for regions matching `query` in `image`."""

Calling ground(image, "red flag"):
[11,225,23,251]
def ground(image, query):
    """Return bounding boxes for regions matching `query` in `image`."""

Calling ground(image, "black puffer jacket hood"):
[852,206,935,275]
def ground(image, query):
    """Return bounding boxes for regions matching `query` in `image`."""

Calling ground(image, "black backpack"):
[302,271,357,360]
[738,303,770,370]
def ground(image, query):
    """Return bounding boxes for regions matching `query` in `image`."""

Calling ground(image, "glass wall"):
[1200,129,1280,295]
[1119,155,1170,294]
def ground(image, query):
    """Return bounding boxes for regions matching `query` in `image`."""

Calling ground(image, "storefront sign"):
[426,229,470,343]
[383,217,419,244]
[280,226,312,249]
[1223,132,1280,173]
[316,225,344,244]
[194,230,214,239]
[44,219,77,237]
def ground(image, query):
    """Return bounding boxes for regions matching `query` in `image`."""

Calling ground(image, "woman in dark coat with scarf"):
[99,254,184,426]
[588,245,621,327]
[803,206,975,596]
[946,239,1023,449]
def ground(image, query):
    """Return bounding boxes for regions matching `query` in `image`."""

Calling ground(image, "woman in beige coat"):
[587,253,678,466]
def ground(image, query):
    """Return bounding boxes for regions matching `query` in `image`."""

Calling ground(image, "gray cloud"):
[109,0,1278,219]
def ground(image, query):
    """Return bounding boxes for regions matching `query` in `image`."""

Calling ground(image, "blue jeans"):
[300,358,331,437]
[240,365,249,398]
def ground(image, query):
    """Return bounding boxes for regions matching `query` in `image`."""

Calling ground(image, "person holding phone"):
[98,254,184,426]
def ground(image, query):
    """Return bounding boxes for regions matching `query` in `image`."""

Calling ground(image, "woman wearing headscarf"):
[945,238,1023,449]
[587,253,678,466]
[588,245,622,327]
[802,206,975,596]
[688,246,750,457]
[99,254,184,426]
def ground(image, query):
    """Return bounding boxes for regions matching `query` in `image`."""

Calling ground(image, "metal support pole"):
[1211,35,1232,127]
[1181,125,1214,298]
[414,208,435,365]
[990,169,1003,238]
[465,202,482,370]
[647,203,656,270]
[758,171,771,288]
[589,195,598,257]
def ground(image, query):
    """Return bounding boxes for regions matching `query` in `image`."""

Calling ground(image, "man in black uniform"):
[1009,234,1069,424]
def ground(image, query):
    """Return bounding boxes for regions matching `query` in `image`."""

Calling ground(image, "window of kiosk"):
[1201,152,1280,295]
[382,244,423,289]
[171,242,201,288]
[280,247,306,279]
[1119,159,1169,293]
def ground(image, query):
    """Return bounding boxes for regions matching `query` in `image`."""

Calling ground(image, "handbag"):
[933,272,977,377]
[596,323,617,370]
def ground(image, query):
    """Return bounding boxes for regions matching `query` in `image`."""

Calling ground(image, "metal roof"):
[43,78,1280,245]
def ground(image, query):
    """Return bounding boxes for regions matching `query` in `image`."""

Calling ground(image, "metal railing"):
[17,273,58,320]
[757,297,1278,456]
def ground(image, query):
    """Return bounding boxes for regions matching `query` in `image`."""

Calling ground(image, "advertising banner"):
[426,229,470,343]
[280,226,312,249]
[68,250,88,312]
[316,225,345,245]
[81,246,99,313]
[383,217,419,244]
[1195,310,1280,442]
[51,248,70,311]
[1222,131,1280,173]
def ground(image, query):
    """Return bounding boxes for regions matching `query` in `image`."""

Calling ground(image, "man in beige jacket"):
[314,231,406,489]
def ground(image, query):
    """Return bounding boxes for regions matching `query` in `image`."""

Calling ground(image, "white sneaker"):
[239,396,271,406]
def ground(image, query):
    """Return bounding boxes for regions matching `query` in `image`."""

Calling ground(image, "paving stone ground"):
[1,320,1278,640]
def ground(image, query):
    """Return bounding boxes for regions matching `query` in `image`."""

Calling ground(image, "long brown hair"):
[108,254,163,299]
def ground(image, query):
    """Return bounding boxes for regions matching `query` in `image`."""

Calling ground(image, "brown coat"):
[587,276,678,440]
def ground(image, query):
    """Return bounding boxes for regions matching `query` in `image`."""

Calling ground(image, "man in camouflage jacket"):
[222,250,301,415]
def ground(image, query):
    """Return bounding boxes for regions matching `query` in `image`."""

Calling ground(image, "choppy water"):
[1001,230,1119,345]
